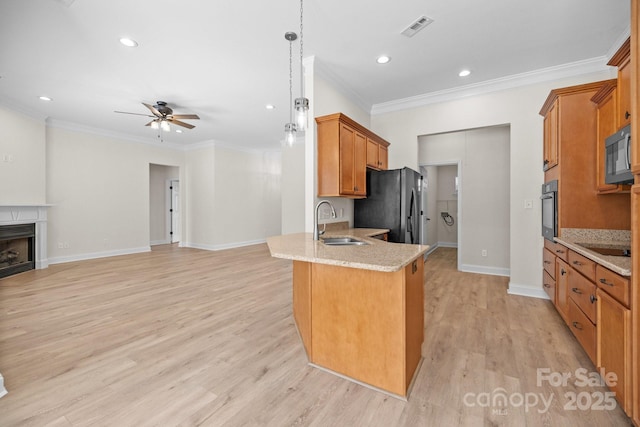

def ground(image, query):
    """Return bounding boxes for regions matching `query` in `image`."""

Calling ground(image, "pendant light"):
[294,0,309,130]
[284,31,298,146]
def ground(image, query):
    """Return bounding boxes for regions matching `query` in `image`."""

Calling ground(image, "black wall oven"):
[541,180,558,241]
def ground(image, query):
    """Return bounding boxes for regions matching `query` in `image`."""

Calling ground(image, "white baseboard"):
[507,282,550,300]
[48,246,151,265]
[184,238,267,252]
[437,241,458,248]
[150,239,171,246]
[460,264,510,277]
[0,372,7,398]
[425,243,439,256]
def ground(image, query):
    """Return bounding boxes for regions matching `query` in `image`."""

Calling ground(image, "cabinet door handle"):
[625,111,631,120]
[590,294,597,304]
[599,278,613,287]
[571,287,582,295]
[572,321,583,330]
[412,260,418,274]
[561,269,567,276]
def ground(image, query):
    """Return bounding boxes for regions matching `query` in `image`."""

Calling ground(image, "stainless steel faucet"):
[314,200,336,240]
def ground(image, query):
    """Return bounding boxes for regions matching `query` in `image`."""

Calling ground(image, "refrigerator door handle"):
[408,188,416,244]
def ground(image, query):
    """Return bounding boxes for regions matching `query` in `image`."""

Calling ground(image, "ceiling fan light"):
[161,120,170,132]
[151,121,159,130]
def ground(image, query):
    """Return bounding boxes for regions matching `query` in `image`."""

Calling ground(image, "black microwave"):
[605,124,633,185]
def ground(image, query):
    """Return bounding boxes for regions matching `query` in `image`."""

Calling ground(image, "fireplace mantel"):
[0,205,51,269]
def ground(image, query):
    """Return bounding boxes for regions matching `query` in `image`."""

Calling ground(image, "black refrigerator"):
[354,167,422,244]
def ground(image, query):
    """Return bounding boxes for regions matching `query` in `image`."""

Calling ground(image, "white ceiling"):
[0,0,630,149]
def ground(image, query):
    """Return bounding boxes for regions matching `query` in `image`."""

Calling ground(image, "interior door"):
[170,180,180,243]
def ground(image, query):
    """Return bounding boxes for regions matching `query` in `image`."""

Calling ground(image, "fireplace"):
[0,223,35,278]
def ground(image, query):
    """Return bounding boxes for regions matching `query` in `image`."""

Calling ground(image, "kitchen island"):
[267,229,429,398]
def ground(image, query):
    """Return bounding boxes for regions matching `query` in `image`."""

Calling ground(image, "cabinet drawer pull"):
[411,260,417,274]
[572,260,582,266]
[599,278,613,287]
[543,260,552,265]
[556,249,565,254]
[590,294,597,304]
[543,283,551,288]
[572,321,583,330]
[571,287,582,294]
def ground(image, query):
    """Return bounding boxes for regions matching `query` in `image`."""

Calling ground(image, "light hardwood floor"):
[0,245,632,426]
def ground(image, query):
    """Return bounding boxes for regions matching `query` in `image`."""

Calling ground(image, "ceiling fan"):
[115,101,200,130]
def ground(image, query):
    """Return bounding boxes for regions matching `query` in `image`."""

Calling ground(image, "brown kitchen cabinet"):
[555,257,570,323]
[316,113,390,198]
[608,38,631,130]
[542,99,559,171]
[366,137,389,170]
[540,81,631,231]
[597,287,631,414]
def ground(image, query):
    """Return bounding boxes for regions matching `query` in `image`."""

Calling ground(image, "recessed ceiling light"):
[266,104,275,110]
[458,69,471,77]
[175,129,183,133]
[376,55,391,64]
[119,37,138,47]
[39,96,52,101]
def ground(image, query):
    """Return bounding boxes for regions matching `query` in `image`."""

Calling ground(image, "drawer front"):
[568,299,596,364]
[543,270,556,303]
[543,249,556,279]
[568,250,596,282]
[568,270,597,323]
[595,265,630,308]
[545,239,568,262]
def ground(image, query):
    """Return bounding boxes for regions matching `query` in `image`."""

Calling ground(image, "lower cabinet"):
[597,288,631,414]
[547,243,632,416]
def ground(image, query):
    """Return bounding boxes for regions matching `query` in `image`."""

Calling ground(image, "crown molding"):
[606,25,631,61]
[370,56,614,116]
[45,118,184,151]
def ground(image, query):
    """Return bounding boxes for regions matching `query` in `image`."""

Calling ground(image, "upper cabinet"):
[316,113,390,198]
[608,38,631,130]
[542,99,559,171]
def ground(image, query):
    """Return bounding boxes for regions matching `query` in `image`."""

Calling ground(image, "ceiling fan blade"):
[142,102,162,117]
[170,114,200,120]
[114,111,155,117]
[167,118,195,129]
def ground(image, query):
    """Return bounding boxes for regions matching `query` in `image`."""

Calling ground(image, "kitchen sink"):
[321,237,369,246]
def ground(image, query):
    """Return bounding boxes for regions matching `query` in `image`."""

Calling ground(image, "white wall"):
[421,165,438,248]
[46,125,185,263]
[371,70,612,296]
[185,145,281,249]
[281,141,306,234]
[0,106,46,204]
[149,164,179,245]
[420,127,510,274]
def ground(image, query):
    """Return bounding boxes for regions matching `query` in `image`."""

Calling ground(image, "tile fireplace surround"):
[0,205,49,270]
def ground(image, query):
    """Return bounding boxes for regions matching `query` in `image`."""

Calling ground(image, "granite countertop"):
[267,228,429,272]
[555,228,631,277]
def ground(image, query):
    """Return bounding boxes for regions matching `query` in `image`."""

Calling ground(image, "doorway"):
[149,164,180,246]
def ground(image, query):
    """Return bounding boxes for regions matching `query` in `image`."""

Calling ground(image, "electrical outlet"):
[63,242,69,249]
[58,242,63,249]
[481,249,487,257]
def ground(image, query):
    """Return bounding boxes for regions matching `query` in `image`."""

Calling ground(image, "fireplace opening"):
[0,223,35,279]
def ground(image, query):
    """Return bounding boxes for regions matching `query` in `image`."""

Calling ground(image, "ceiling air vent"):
[401,15,434,37]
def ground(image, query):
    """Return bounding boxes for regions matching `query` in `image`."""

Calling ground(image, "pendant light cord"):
[289,38,294,124]
[299,0,304,98]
